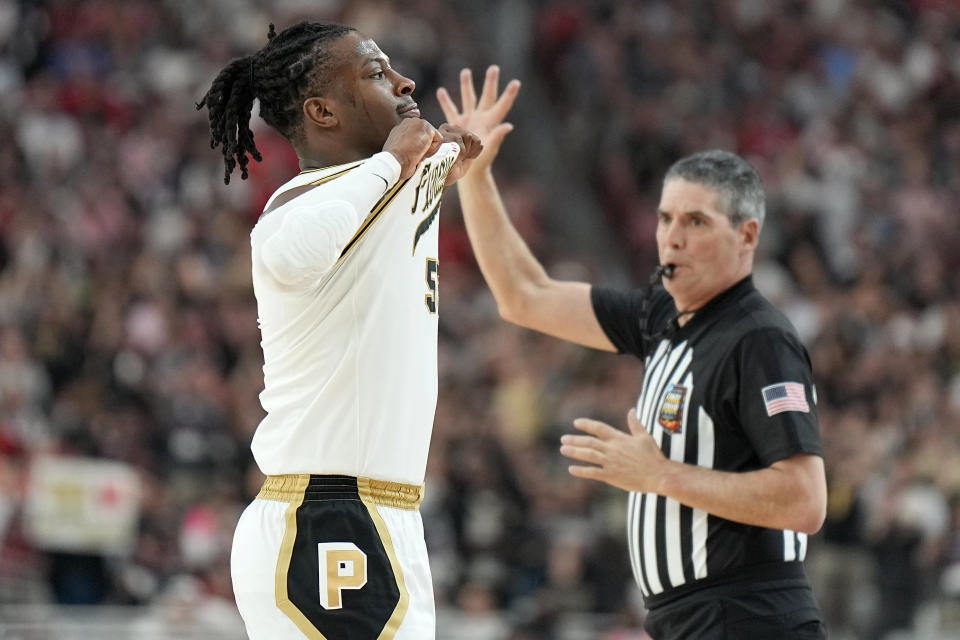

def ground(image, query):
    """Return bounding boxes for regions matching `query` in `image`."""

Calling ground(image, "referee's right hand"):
[560,409,667,493]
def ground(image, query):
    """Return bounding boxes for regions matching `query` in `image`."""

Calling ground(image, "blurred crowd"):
[0,0,958,639]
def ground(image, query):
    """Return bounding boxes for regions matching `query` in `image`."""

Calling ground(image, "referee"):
[439,67,827,639]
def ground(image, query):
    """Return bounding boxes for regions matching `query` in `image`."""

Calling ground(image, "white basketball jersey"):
[249,143,461,485]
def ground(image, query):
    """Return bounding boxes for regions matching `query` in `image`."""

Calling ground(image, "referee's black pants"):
[643,566,826,639]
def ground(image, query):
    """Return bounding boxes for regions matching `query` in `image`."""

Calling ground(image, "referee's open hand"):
[560,409,668,493]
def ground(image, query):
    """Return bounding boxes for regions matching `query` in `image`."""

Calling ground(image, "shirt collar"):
[671,274,755,336]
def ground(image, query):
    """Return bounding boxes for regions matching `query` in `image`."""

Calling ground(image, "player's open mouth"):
[398,102,420,118]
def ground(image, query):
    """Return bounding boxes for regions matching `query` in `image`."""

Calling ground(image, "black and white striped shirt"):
[591,276,822,605]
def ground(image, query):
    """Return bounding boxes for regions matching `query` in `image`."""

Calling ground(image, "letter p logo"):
[317,542,368,609]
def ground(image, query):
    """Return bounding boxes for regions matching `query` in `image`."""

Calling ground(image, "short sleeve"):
[733,327,823,465]
[591,285,673,359]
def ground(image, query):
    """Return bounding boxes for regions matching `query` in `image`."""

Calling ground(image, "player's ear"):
[304,97,338,129]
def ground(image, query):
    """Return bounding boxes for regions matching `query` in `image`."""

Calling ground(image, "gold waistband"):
[257,474,424,510]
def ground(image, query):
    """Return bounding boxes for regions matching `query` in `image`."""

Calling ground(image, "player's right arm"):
[439,66,616,352]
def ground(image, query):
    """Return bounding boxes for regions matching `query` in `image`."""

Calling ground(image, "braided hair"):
[196,22,356,184]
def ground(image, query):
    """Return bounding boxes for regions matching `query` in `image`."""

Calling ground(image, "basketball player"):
[438,66,827,639]
[197,22,481,639]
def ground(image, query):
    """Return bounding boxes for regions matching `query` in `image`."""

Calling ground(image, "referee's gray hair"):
[663,149,765,229]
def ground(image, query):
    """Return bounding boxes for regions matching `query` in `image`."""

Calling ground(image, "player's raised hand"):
[436,65,520,175]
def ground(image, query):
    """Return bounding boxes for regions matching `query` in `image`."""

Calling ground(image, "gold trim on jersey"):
[357,477,424,510]
[336,176,411,263]
[357,477,410,640]
[258,474,312,501]
[307,162,364,186]
[270,474,324,639]
[258,474,424,509]
[262,163,365,219]
[298,160,365,177]
[412,199,441,256]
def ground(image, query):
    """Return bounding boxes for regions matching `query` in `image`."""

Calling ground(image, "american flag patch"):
[761,382,809,416]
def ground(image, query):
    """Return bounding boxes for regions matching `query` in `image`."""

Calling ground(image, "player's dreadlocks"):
[196,21,356,184]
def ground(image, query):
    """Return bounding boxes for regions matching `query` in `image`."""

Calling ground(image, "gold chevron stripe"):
[336,176,410,262]
[358,477,410,640]
[271,475,328,639]
[308,162,363,186]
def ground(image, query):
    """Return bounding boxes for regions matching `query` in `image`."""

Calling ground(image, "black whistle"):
[656,264,676,279]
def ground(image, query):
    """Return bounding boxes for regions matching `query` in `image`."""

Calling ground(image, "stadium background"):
[0,0,959,638]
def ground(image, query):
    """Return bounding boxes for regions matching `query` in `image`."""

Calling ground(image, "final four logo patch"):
[658,384,687,434]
